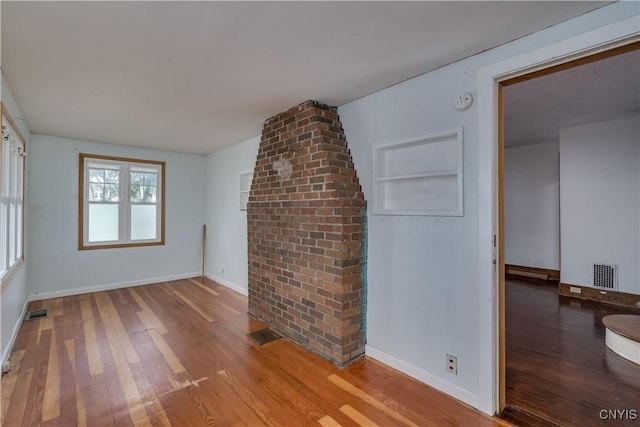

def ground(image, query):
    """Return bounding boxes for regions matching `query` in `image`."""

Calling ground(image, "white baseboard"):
[27,271,201,302]
[1,297,29,369]
[205,273,248,296]
[365,345,481,411]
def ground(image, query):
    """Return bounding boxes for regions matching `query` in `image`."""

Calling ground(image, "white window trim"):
[1,103,26,288]
[79,153,165,250]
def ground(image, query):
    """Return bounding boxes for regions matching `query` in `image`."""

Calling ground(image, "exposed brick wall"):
[247,100,366,366]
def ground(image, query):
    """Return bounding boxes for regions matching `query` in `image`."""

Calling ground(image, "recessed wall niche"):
[373,128,463,216]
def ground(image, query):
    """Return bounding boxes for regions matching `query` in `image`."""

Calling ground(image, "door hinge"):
[492,234,497,266]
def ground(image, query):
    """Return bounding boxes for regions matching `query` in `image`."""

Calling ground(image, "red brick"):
[248,100,366,367]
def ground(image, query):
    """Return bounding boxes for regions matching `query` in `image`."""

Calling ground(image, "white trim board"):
[27,271,200,301]
[365,345,479,408]
[605,327,640,365]
[476,17,640,415]
[1,297,29,369]
[205,273,248,296]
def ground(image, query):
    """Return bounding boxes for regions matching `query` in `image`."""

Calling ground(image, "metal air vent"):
[593,264,617,291]
[25,309,50,321]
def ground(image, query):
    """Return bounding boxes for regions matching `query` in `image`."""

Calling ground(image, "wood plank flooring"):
[2,277,508,427]
[504,279,640,427]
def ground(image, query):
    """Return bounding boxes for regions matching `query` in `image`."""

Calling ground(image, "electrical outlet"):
[446,354,457,375]
[221,267,224,274]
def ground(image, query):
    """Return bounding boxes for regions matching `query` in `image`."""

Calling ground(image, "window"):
[373,128,463,216]
[1,103,26,285]
[79,154,165,249]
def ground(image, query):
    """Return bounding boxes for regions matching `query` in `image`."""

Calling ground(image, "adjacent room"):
[502,45,640,425]
[1,2,638,426]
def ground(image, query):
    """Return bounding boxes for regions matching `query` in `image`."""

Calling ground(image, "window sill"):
[79,240,165,251]
[1,258,25,293]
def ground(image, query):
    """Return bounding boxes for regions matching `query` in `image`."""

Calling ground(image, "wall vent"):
[25,309,49,321]
[593,264,617,291]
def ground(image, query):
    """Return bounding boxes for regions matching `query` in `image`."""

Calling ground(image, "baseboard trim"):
[559,283,640,309]
[1,297,29,369]
[364,345,481,413]
[27,272,201,302]
[506,264,560,282]
[499,405,558,427]
[205,273,248,296]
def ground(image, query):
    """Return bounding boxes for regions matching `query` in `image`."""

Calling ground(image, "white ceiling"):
[504,48,640,147]
[1,1,610,155]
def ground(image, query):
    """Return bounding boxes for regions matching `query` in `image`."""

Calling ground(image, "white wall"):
[504,141,560,270]
[27,135,206,297]
[204,136,259,295]
[0,0,634,415]
[340,66,482,405]
[339,2,639,411]
[560,116,639,294]
[1,72,31,364]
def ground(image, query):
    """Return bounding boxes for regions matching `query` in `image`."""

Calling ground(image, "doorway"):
[498,42,640,425]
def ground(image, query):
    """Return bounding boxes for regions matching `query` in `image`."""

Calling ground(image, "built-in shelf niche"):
[239,171,253,210]
[373,128,463,216]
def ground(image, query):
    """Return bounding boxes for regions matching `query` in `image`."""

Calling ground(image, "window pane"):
[89,168,105,183]
[130,184,142,202]
[144,173,157,186]
[10,150,18,198]
[104,184,119,201]
[89,183,104,201]
[131,205,156,240]
[130,185,156,202]
[131,172,144,185]
[105,169,119,183]
[16,203,22,257]
[16,154,24,202]
[1,140,9,196]
[88,204,119,242]
[142,186,156,202]
[0,202,6,273]
[9,202,15,263]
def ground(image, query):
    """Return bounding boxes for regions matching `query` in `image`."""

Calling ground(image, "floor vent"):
[593,264,617,291]
[25,309,50,321]
[247,328,281,346]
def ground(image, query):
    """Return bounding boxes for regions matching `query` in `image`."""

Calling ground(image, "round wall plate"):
[455,92,473,111]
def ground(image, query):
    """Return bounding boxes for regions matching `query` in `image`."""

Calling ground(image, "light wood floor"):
[2,277,509,426]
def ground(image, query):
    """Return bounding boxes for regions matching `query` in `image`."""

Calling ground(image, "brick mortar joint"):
[264,100,338,125]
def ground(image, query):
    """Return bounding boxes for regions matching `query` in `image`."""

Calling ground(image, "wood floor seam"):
[2,277,510,427]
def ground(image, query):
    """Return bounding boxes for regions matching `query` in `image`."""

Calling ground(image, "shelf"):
[239,171,253,210]
[373,128,463,216]
[376,171,458,181]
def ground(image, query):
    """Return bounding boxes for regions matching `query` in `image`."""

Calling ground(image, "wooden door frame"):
[496,41,640,411]
[475,17,638,415]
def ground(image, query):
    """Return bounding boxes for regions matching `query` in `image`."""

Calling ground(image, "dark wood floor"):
[1,277,509,426]
[505,279,640,427]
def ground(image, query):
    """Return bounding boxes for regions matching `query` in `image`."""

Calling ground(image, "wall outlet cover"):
[446,354,457,375]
